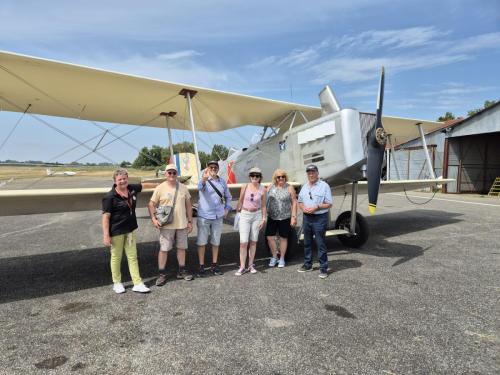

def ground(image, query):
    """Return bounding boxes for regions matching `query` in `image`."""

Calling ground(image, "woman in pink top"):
[235,167,267,275]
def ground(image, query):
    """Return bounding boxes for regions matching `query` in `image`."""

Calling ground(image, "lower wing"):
[0,179,451,216]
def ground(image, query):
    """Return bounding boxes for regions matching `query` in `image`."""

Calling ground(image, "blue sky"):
[0,0,499,163]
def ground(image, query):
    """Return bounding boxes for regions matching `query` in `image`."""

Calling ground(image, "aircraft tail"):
[171,153,199,183]
[227,160,237,184]
[46,168,53,176]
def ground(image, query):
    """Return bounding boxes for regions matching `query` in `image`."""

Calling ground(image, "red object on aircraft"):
[227,160,236,184]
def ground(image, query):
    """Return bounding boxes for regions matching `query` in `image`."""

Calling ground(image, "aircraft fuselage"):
[231,109,376,186]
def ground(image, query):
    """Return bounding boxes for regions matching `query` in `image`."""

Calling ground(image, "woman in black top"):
[102,169,156,294]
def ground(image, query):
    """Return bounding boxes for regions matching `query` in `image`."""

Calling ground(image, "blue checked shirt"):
[197,177,232,219]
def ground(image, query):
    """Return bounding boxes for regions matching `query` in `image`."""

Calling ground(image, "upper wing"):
[381,115,443,146]
[1,50,442,141]
[0,50,320,131]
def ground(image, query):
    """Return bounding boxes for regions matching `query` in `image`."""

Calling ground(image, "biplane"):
[0,50,451,247]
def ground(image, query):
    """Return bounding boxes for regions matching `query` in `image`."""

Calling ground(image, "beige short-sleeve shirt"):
[150,182,191,230]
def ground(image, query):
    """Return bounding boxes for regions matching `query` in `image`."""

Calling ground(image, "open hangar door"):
[444,132,500,194]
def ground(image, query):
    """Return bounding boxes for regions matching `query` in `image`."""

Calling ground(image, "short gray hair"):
[113,168,129,181]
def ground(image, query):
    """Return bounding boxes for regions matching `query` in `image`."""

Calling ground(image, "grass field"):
[0,165,158,180]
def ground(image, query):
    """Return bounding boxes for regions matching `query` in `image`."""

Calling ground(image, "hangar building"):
[388,101,500,194]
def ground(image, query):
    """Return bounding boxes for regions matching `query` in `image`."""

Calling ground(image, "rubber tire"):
[334,211,369,248]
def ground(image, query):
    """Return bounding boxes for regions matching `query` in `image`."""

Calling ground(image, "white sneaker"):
[132,283,151,293]
[235,267,246,276]
[249,265,258,274]
[278,259,285,268]
[113,283,125,294]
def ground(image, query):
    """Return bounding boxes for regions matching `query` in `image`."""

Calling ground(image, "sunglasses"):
[309,191,313,200]
[276,175,286,179]
[249,174,261,178]
[250,193,254,201]
[167,171,177,175]
[209,166,219,170]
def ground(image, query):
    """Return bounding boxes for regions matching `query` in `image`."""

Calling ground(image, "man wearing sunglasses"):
[148,164,194,285]
[297,164,333,278]
[196,160,232,277]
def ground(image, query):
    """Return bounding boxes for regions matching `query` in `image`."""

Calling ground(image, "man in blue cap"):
[297,164,332,278]
[196,160,232,276]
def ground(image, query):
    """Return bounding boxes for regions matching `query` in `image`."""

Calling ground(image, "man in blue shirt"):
[297,164,333,278]
[196,160,232,276]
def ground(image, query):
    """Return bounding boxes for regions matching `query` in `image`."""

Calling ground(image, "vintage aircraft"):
[0,50,450,247]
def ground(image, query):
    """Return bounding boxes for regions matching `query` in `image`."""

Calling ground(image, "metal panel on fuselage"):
[232,109,366,186]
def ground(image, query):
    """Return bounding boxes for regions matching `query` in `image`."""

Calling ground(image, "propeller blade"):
[367,67,387,214]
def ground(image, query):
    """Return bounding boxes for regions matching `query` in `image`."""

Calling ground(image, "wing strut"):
[416,122,437,179]
[160,111,177,164]
[387,134,401,180]
[179,89,201,173]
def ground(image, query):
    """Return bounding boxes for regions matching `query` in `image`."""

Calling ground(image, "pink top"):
[242,185,264,210]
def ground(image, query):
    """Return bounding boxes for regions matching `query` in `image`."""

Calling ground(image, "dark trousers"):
[303,213,329,272]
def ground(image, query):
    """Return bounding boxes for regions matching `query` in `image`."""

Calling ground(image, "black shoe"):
[211,265,223,276]
[197,266,207,278]
[297,265,313,273]
[177,269,193,281]
[155,274,167,286]
[319,270,328,279]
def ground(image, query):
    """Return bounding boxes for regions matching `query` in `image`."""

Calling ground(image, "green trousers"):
[110,231,142,285]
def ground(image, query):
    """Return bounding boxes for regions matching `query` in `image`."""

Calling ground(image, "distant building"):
[388,102,500,194]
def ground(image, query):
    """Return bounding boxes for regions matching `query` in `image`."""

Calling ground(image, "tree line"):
[127,142,230,169]
[437,99,497,122]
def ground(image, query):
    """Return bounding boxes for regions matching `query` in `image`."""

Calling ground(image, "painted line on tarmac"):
[388,193,500,207]
[0,215,63,239]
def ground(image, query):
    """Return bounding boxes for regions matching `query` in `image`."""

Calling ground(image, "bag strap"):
[236,184,248,212]
[207,178,224,202]
[171,182,179,210]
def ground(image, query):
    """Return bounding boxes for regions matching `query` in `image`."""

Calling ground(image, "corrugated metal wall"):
[447,133,500,193]
[388,146,437,180]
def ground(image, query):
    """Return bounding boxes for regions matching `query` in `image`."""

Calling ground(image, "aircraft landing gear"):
[334,211,369,248]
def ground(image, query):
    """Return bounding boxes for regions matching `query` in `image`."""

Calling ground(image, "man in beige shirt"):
[148,164,194,285]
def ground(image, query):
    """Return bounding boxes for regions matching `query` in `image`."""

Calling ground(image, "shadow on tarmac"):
[0,210,462,304]
[337,209,463,267]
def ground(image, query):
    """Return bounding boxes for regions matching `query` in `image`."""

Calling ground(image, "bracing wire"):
[403,188,437,205]
[0,104,31,152]
[0,96,116,164]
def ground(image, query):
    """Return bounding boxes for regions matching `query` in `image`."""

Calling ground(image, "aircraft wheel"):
[334,211,369,248]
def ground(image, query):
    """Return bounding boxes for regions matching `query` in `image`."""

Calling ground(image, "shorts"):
[159,227,189,251]
[265,217,291,238]
[196,217,223,246]
[239,209,262,243]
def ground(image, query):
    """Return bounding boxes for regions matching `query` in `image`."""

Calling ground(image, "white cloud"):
[417,84,499,97]
[0,0,380,43]
[335,27,449,51]
[448,32,500,53]
[246,27,499,86]
[157,50,203,61]
[311,54,470,83]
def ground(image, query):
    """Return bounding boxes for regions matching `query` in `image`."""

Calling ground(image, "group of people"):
[101,161,332,294]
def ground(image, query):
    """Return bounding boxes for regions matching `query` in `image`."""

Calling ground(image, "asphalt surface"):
[0,181,499,374]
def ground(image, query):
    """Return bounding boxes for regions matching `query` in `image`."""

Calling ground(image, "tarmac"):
[0,178,499,374]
